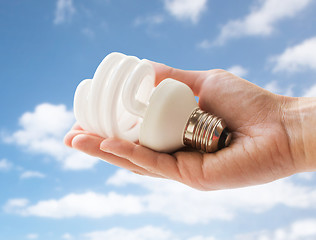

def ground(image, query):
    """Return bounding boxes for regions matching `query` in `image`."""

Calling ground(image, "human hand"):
[64,62,316,190]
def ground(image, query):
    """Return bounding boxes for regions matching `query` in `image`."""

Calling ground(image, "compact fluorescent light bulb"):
[74,52,231,153]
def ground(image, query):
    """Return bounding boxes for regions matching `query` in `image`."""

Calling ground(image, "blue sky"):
[1,0,316,239]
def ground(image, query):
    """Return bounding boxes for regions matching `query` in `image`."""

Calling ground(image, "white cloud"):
[187,236,216,240]
[295,172,315,181]
[0,158,12,171]
[163,0,207,23]
[54,0,75,25]
[26,233,39,239]
[63,151,98,170]
[4,192,143,218]
[62,233,73,240]
[106,168,145,187]
[272,37,316,73]
[197,39,212,49]
[264,81,281,94]
[235,218,316,240]
[20,171,46,179]
[106,170,316,224]
[6,170,316,224]
[304,84,316,97]
[3,198,29,212]
[290,219,316,239]
[215,0,312,45]
[83,226,175,240]
[3,103,98,170]
[263,81,293,96]
[6,103,74,148]
[66,227,218,240]
[227,65,248,78]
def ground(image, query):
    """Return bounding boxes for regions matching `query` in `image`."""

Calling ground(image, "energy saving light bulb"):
[74,52,231,153]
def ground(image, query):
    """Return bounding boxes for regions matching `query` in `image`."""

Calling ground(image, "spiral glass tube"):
[74,52,155,142]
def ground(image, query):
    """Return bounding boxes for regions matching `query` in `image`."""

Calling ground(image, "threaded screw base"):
[183,108,231,153]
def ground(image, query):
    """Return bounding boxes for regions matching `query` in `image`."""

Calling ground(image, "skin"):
[64,62,316,191]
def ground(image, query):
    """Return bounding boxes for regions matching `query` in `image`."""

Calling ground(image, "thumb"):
[147,60,207,96]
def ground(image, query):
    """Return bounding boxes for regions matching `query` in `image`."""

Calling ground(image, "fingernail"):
[71,134,86,150]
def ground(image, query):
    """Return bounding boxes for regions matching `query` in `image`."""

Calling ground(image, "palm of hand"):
[65,65,296,191]
[173,70,295,190]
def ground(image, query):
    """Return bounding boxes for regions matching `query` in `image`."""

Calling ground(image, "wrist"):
[282,97,316,171]
[298,97,316,170]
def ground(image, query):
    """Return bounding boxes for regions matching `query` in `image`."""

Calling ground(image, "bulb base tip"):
[218,128,231,150]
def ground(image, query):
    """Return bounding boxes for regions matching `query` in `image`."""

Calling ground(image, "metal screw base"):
[183,108,231,153]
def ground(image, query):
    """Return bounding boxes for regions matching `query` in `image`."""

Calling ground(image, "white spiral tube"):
[74,52,155,142]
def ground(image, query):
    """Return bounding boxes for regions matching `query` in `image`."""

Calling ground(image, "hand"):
[64,62,315,190]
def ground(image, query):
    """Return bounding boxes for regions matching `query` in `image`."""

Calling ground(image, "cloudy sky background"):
[1,0,316,239]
